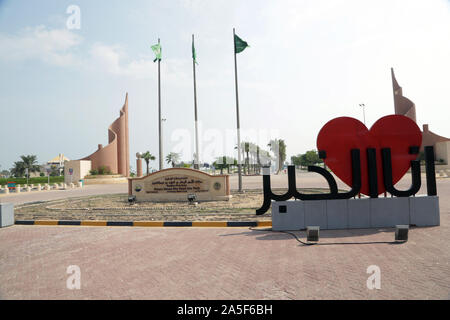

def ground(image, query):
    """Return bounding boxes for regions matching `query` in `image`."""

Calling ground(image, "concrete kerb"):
[0,182,82,196]
[14,220,273,228]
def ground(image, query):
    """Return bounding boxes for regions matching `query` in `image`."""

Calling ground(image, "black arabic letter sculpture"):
[255,167,292,215]
[424,145,437,196]
[290,149,361,201]
[381,147,421,197]
[292,165,339,200]
[255,149,362,215]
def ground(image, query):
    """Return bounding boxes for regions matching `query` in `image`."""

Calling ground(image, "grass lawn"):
[0,176,65,185]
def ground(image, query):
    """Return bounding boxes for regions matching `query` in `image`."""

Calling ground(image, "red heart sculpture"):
[316,115,422,196]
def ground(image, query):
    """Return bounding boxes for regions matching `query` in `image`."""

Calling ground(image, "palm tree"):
[234,142,250,174]
[259,149,272,168]
[141,151,156,175]
[11,155,40,177]
[166,152,180,168]
[249,142,258,174]
[21,155,40,173]
[11,161,26,177]
[212,156,234,175]
[268,139,286,174]
[10,155,40,179]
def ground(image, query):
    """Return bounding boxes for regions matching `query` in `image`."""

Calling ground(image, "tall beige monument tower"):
[391,68,417,123]
[391,68,450,162]
[81,93,130,176]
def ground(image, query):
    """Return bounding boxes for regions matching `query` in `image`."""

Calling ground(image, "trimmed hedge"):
[0,176,65,185]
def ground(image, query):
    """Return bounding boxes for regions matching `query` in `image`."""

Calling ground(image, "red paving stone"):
[0,178,449,299]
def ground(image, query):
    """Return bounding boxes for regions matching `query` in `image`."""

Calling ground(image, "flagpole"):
[158,38,163,171]
[192,34,200,170]
[233,28,243,192]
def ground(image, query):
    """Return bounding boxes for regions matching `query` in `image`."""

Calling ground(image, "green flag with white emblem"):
[151,43,161,62]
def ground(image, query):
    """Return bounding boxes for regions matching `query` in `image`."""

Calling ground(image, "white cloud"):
[88,43,191,85]
[89,43,157,79]
[0,25,191,83]
[0,25,82,67]
[89,43,125,75]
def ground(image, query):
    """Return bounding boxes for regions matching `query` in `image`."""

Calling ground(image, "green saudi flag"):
[192,39,198,65]
[234,34,249,54]
[151,43,162,62]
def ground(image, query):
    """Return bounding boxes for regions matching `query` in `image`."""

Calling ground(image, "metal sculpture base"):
[271,195,440,231]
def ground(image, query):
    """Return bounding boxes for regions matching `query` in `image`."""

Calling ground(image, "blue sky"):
[1,0,450,172]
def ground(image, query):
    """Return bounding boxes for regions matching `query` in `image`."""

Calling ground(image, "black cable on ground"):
[249,227,406,246]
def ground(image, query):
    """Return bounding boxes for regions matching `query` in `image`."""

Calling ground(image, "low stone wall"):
[83,175,128,185]
[0,182,83,194]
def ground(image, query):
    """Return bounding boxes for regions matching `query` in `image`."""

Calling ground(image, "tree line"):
[2,155,61,178]
[211,139,287,175]
[291,150,323,169]
[138,139,288,175]
[2,145,324,179]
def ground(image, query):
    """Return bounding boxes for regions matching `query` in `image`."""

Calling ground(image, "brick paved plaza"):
[0,174,449,299]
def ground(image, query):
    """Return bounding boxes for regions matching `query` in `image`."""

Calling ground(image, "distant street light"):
[359,103,366,125]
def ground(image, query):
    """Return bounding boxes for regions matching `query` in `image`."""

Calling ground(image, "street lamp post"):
[359,103,366,125]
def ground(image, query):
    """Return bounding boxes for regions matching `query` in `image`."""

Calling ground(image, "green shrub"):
[89,166,112,176]
[98,165,112,175]
[0,176,64,185]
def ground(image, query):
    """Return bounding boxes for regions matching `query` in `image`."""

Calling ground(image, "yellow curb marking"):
[192,221,228,227]
[133,221,164,227]
[34,220,58,225]
[80,221,107,226]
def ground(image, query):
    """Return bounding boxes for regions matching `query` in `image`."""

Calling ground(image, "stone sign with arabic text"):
[129,168,231,202]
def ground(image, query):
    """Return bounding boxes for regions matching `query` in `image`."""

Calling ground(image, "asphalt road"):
[0,171,439,206]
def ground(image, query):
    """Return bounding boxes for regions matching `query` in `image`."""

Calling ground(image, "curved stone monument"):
[391,68,416,123]
[81,93,130,176]
[391,68,450,160]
